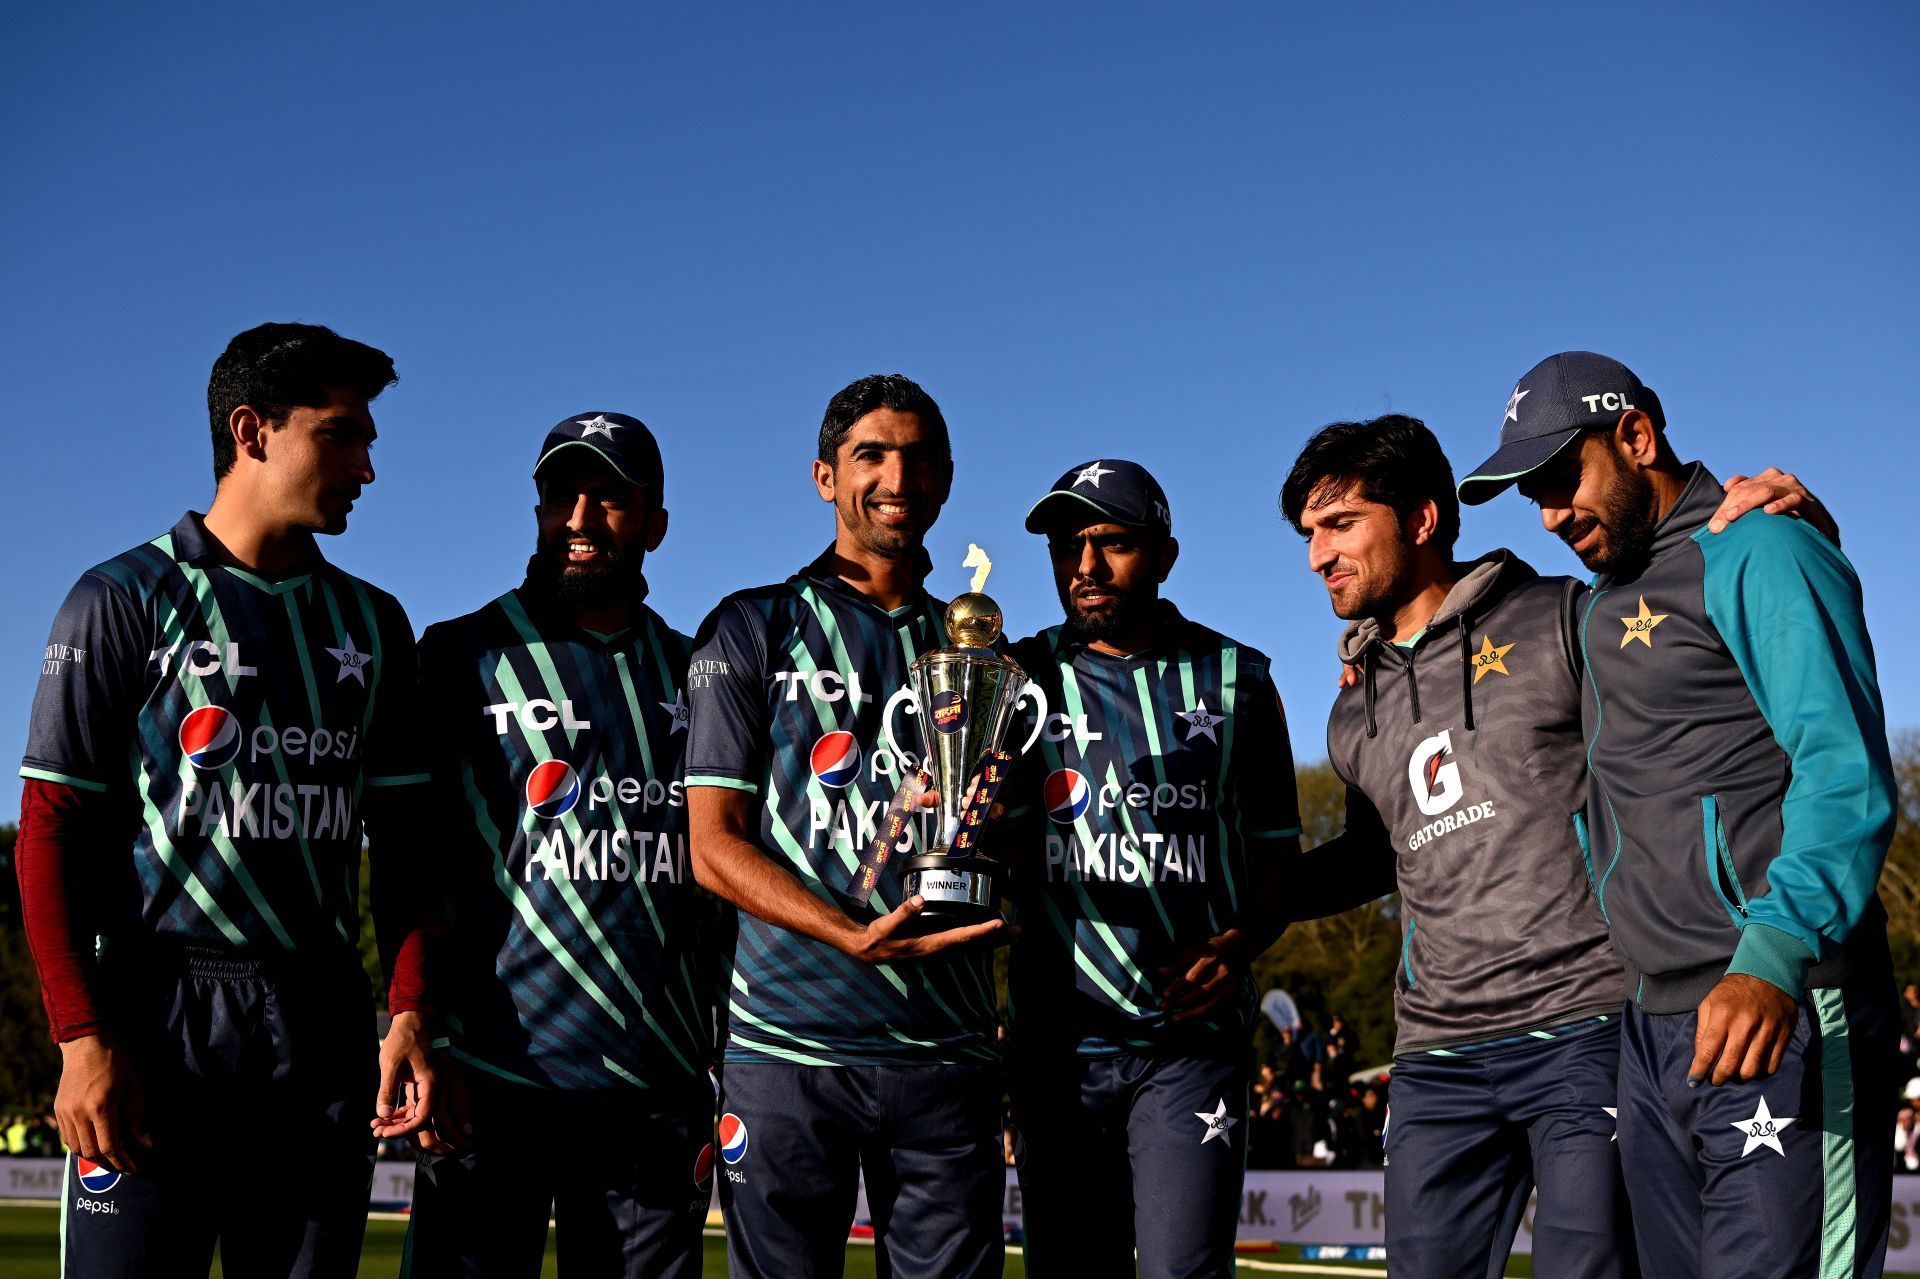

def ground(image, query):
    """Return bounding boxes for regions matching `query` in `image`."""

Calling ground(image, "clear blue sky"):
[3,3,1914,821]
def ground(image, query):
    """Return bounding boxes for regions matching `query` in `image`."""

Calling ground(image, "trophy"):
[847,547,1047,932]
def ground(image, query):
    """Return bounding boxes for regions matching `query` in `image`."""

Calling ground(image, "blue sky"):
[2,3,1914,820]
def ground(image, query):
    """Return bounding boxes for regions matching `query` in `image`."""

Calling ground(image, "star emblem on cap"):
[1194,1098,1237,1146]
[1177,702,1223,742]
[1072,462,1114,488]
[1471,634,1515,684]
[1731,1096,1796,1157]
[1620,596,1668,649]
[1504,385,1529,424]
[325,634,372,686]
[576,415,620,439]
[660,691,690,734]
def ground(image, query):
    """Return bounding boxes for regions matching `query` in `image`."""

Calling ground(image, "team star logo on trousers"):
[1194,1099,1238,1146]
[1732,1097,1796,1157]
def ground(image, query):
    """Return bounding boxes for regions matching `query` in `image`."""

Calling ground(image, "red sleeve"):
[17,779,108,1041]
[365,787,433,1016]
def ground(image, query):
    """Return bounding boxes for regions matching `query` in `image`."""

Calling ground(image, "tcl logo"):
[151,641,255,679]
[1407,730,1463,817]
[485,700,592,735]
[769,671,874,705]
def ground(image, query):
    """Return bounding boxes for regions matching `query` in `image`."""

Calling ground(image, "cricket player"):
[375,412,713,1276]
[684,374,1007,1279]
[1280,412,1831,1278]
[1004,459,1303,1279]
[17,322,425,1278]
[1463,350,1897,1279]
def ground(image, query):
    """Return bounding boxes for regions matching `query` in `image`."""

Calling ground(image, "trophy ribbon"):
[948,749,1015,855]
[845,766,933,905]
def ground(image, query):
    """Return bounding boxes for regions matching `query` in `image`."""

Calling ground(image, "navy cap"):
[1457,352,1662,506]
[533,412,665,501]
[1024,459,1172,536]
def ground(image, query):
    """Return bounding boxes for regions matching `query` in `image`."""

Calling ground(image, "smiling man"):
[684,375,1007,1279]
[1464,351,1898,1279]
[1003,458,1304,1279]
[376,412,714,1277]
[16,322,424,1278]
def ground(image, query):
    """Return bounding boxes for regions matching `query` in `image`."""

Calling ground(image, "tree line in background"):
[3,732,1918,1104]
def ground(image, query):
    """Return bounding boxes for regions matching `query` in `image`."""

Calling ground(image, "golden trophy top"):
[945,592,1002,649]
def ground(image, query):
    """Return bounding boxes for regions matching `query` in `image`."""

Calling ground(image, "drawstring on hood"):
[1336,551,1537,739]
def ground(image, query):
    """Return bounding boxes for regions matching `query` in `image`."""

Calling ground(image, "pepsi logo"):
[930,690,966,735]
[693,1142,714,1188]
[718,1113,749,1164]
[76,1156,121,1194]
[179,705,242,771]
[1045,768,1090,825]
[809,731,861,789]
[526,759,581,819]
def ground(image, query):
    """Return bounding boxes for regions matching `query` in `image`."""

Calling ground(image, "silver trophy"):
[878,551,1047,931]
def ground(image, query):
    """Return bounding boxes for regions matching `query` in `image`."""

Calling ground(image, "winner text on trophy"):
[845,545,1047,934]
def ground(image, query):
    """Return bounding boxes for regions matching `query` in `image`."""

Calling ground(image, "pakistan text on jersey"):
[524,829,690,883]
[1044,831,1210,884]
[177,781,358,841]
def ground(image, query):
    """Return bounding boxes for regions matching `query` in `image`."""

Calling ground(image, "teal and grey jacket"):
[1580,463,1895,1014]
[1320,551,1624,1054]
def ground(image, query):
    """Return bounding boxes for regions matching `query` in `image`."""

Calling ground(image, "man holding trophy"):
[684,374,1012,1279]
[1002,460,1306,1278]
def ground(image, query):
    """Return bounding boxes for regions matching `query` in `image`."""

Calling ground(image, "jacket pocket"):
[1701,795,1749,923]
[1572,810,1604,918]
[1400,916,1419,990]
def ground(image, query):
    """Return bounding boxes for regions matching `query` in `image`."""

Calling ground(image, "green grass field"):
[5,1201,1914,1277]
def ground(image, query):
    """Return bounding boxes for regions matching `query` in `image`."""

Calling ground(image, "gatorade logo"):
[179,706,243,771]
[1407,730,1464,817]
[76,1157,121,1194]
[810,732,861,789]
[526,759,582,820]
[1045,768,1091,824]
[719,1113,749,1164]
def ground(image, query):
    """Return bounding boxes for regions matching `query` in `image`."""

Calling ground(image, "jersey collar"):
[797,544,937,616]
[1052,599,1191,660]
[170,511,326,578]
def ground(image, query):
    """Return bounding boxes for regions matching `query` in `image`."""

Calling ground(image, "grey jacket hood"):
[1338,551,1537,740]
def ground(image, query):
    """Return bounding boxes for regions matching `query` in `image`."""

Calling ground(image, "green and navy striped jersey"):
[20,512,425,956]
[1006,605,1301,1056]
[415,587,711,1091]
[683,552,998,1067]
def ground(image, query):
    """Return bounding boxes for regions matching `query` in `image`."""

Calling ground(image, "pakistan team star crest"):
[1194,1098,1237,1146]
[575,414,620,439]
[1730,1096,1796,1157]
[1619,596,1668,649]
[1072,461,1114,488]
[1177,701,1223,742]
[660,691,690,733]
[1471,634,1515,684]
[1504,385,1529,423]
[325,634,372,686]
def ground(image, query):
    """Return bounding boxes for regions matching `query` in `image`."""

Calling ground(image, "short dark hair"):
[817,374,951,467]
[1280,414,1460,556]
[207,322,398,480]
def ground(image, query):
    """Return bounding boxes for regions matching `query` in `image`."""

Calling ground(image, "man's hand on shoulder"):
[1690,973,1800,1087]
[1710,468,1840,545]
[56,1034,150,1173]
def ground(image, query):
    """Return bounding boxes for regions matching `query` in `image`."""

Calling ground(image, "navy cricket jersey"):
[416,586,710,1091]
[683,552,998,1067]
[20,512,424,955]
[1006,606,1302,1056]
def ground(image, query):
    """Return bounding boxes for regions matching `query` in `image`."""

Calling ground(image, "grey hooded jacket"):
[1324,551,1623,1053]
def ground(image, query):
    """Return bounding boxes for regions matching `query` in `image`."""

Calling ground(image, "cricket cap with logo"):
[1457,351,1664,505]
[1024,459,1172,536]
[532,412,665,501]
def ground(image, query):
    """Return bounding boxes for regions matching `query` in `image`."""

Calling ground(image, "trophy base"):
[897,852,1003,936]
